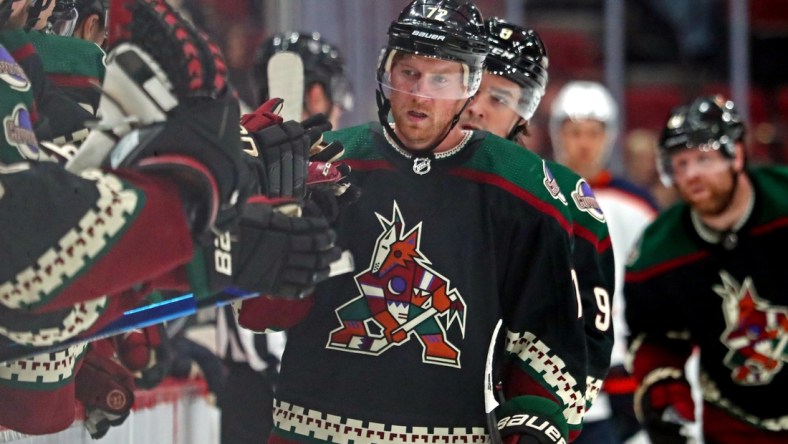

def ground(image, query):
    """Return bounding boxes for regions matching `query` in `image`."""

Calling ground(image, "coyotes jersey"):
[270,123,589,443]
[625,165,788,438]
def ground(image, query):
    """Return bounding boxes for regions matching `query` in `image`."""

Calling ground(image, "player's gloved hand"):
[635,376,695,444]
[240,100,332,199]
[496,396,568,444]
[68,0,248,238]
[75,339,136,440]
[115,323,173,389]
[232,196,342,298]
[304,137,361,223]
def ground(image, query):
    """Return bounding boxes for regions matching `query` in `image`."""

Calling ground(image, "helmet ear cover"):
[657,95,745,186]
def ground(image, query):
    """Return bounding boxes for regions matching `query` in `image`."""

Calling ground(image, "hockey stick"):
[267,51,304,122]
[485,319,504,444]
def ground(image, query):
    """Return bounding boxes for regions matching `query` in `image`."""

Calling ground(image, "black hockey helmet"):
[483,17,548,121]
[0,0,12,28]
[377,0,489,100]
[657,95,745,185]
[252,31,353,111]
[49,0,78,35]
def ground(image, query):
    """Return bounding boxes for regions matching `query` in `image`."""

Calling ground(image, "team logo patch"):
[571,179,605,222]
[715,271,788,385]
[0,46,30,92]
[4,104,40,161]
[327,201,466,368]
[542,161,567,205]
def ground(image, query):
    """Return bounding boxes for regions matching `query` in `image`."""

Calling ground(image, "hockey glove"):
[240,100,332,199]
[75,339,136,440]
[496,396,568,444]
[115,323,173,389]
[69,0,248,238]
[634,370,695,444]
[232,196,342,298]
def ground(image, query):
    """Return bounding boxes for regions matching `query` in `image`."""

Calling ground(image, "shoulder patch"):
[543,160,567,205]
[4,104,40,161]
[571,179,605,222]
[0,46,30,92]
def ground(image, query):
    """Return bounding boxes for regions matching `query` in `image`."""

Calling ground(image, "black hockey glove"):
[232,196,342,298]
[304,137,361,223]
[635,373,695,444]
[70,0,249,239]
[240,100,331,199]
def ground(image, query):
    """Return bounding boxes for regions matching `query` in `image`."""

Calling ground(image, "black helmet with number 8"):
[483,17,548,122]
[377,0,489,100]
[657,95,745,186]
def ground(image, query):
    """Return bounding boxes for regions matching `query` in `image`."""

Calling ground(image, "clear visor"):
[378,49,482,100]
[658,144,733,186]
[331,75,354,111]
[475,81,543,121]
[51,8,78,36]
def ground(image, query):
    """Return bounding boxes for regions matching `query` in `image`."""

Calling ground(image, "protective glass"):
[475,81,543,121]
[378,49,482,100]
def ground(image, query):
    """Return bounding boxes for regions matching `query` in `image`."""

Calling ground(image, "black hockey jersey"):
[271,123,589,443]
[625,165,788,435]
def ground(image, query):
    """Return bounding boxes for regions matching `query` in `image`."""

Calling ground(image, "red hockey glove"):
[635,370,695,444]
[115,323,173,389]
[75,339,136,439]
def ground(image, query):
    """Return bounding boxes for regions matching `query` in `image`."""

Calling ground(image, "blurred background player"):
[460,18,619,443]
[215,29,354,444]
[252,31,353,128]
[50,0,108,45]
[625,95,788,444]
[549,80,658,443]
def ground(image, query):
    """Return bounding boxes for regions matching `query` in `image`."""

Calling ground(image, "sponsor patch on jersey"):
[327,201,467,368]
[4,104,40,160]
[542,161,567,205]
[0,46,31,92]
[714,271,788,385]
[571,179,605,222]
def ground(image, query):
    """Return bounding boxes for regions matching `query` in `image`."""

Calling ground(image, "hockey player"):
[252,31,353,129]
[234,1,590,442]
[625,95,788,443]
[550,81,657,443]
[459,18,617,442]
[50,0,108,45]
[0,0,342,436]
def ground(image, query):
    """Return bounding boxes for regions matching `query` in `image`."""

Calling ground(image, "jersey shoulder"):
[751,165,788,223]
[626,202,696,273]
[463,132,572,219]
[546,161,609,241]
[28,32,106,79]
[323,122,382,161]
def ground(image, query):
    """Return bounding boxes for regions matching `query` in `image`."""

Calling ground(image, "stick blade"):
[267,51,304,122]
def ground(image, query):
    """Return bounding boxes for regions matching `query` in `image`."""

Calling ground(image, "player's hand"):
[69,0,248,238]
[636,378,695,443]
[75,340,136,439]
[304,139,361,223]
[241,101,333,199]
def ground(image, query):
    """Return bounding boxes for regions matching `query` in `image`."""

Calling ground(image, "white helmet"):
[549,81,619,166]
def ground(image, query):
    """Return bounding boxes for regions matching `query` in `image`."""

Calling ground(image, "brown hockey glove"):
[634,370,695,444]
[495,396,568,444]
[75,339,136,440]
